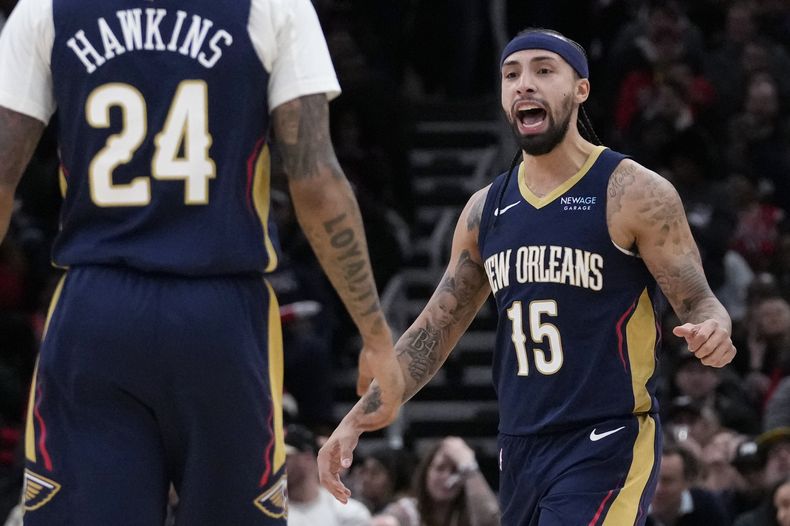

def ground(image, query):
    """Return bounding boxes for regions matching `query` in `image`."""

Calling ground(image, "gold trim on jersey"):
[58,167,67,198]
[518,145,606,209]
[25,274,66,463]
[252,144,278,272]
[265,281,285,474]
[625,288,656,413]
[601,414,656,525]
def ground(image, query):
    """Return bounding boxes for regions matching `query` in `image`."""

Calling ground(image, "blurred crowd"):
[3,0,790,524]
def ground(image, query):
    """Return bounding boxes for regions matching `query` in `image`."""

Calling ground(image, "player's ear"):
[574,78,590,104]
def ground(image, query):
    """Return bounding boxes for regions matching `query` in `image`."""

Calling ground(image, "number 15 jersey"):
[478,147,663,435]
[0,0,340,276]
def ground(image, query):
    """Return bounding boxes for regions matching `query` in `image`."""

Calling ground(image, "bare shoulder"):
[606,158,684,249]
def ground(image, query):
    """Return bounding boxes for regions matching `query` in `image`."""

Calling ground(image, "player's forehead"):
[501,49,566,70]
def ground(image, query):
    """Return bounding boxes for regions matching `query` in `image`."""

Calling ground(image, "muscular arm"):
[340,187,491,424]
[271,94,388,343]
[607,160,734,366]
[318,190,491,501]
[0,106,45,243]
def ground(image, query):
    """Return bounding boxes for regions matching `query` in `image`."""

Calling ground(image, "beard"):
[509,97,574,156]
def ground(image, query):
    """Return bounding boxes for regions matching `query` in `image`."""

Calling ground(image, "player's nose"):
[516,73,537,94]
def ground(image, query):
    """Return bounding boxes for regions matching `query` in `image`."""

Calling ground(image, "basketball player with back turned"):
[0,0,404,523]
[318,29,736,526]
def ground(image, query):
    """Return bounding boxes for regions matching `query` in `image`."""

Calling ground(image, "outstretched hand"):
[317,420,361,503]
[673,319,735,368]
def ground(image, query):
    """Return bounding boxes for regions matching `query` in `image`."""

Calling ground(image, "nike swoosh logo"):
[494,201,520,216]
[589,426,626,442]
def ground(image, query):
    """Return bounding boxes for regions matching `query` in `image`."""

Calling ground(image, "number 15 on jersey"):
[506,300,564,376]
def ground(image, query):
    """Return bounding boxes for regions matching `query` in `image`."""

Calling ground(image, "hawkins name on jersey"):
[66,8,233,73]
[484,245,604,294]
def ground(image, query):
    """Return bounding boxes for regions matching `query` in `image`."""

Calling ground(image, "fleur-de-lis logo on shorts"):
[23,469,62,511]
[254,473,288,519]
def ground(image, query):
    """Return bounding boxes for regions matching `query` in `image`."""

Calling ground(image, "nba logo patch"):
[23,469,61,511]
[253,473,288,518]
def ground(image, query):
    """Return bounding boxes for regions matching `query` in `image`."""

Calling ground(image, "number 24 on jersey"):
[86,80,215,207]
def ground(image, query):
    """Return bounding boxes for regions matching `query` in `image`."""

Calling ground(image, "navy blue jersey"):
[49,0,278,275]
[478,146,663,435]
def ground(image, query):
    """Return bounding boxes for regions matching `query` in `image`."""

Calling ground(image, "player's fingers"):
[317,442,352,502]
[689,328,728,359]
[672,323,697,339]
[688,322,719,352]
[700,343,736,368]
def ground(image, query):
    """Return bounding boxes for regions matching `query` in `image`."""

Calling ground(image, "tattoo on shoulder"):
[607,161,638,217]
[466,192,486,232]
[362,385,382,414]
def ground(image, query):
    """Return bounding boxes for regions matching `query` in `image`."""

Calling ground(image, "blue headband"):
[500,32,589,79]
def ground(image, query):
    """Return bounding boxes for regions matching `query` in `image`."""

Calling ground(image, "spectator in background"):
[758,428,790,489]
[728,73,790,213]
[705,4,790,127]
[648,444,731,526]
[354,447,415,515]
[605,0,706,137]
[699,431,753,517]
[745,296,790,407]
[729,174,784,273]
[285,424,371,526]
[772,227,790,300]
[670,354,761,436]
[735,476,790,526]
[765,378,790,432]
[776,477,790,526]
[727,438,771,521]
[377,437,499,526]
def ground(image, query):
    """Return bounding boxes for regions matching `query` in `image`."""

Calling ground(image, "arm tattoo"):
[362,385,382,414]
[396,250,488,386]
[323,212,380,317]
[274,95,383,325]
[653,258,716,322]
[400,327,440,382]
[272,94,342,182]
[606,161,637,223]
[613,161,728,328]
[466,192,485,232]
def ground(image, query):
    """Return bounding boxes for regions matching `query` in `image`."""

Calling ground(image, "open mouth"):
[514,103,547,133]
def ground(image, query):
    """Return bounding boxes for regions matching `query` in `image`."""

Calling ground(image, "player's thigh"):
[23,270,169,524]
[23,367,169,525]
[541,415,661,526]
[159,277,287,525]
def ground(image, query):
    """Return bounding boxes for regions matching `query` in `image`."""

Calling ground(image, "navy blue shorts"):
[22,266,287,525]
[498,415,661,526]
